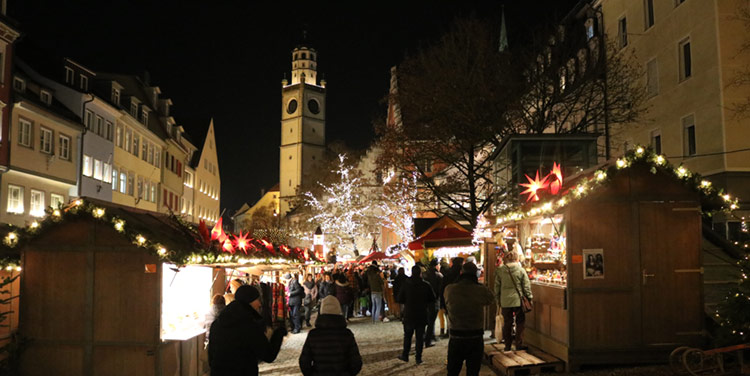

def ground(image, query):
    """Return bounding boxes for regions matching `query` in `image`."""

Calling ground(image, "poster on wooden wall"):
[583,249,604,279]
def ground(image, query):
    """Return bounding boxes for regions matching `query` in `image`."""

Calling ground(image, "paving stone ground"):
[258,315,496,376]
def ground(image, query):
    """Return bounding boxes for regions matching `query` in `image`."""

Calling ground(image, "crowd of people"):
[205,254,533,376]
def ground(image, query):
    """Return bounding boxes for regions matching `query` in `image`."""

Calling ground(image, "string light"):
[0,198,321,269]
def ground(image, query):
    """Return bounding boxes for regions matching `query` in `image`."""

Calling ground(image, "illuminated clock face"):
[287,99,298,114]
[308,99,320,114]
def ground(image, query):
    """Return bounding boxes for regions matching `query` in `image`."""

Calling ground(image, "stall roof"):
[0,198,319,267]
[492,146,738,226]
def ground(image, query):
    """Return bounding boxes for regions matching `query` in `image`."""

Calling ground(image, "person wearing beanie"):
[209,285,287,376]
[299,296,363,375]
[422,259,443,347]
[443,262,495,376]
[395,262,435,365]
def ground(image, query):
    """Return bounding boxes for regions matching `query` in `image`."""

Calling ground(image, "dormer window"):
[112,88,120,105]
[130,102,138,118]
[40,90,52,105]
[141,109,149,125]
[13,77,25,92]
[65,67,74,85]
[80,74,88,91]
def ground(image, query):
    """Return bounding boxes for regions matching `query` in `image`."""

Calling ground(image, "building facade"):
[279,44,326,215]
[0,11,20,170]
[1,68,82,226]
[598,0,750,232]
[192,119,220,225]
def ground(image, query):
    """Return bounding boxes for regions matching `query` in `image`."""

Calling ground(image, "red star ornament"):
[548,162,564,195]
[520,171,550,202]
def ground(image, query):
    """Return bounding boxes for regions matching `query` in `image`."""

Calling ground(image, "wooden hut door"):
[639,202,702,346]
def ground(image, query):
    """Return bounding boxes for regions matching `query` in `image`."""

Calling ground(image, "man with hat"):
[209,285,287,376]
[443,261,495,376]
[396,262,435,365]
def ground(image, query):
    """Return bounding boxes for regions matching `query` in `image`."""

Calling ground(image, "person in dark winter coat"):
[209,285,286,376]
[302,274,318,328]
[444,262,495,376]
[334,274,355,320]
[318,273,333,300]
[288,275,305,333]
[299,295,363,375]
[439,257,464,337]
[392,267,407,319]
[396,263,436,365]
[422,259,443,346]
[366,261,385,322]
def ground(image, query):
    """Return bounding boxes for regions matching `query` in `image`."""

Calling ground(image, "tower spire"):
[499,5,509,52]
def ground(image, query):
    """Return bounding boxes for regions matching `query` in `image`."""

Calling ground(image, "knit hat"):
[461,261,478,275]
[372,260,378,266]
[319,295,342,316]
[429,258,439,267]
[234,285,260,304]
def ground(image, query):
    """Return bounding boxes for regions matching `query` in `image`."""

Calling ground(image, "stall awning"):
[357,251,399,264]
[408,227,473,250]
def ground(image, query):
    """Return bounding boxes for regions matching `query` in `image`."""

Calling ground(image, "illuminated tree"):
[304,154,370,256]
[714,254,750,345]
[377,171,417,245]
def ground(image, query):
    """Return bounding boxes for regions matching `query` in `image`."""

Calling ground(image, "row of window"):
[647,114,696,157]
[18,118,72,160]
[197,205,218,223]
[114,124,161,168]
[64,67,88,92]
[165,151,183,177]
[7,185,65,217]
[198,179,219,200]
[111,166,158,204]
[204,158,217,176]
[82,155,112,183]
[84,110,114,141]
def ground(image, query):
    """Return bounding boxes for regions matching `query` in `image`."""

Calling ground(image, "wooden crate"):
[485,344,564,375]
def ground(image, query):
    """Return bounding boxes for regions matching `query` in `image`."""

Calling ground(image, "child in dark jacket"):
[299,296,362,375]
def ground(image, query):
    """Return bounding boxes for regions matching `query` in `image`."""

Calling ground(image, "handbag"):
[505,265,532,313]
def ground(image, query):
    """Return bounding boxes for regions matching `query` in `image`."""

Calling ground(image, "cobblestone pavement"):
[259,315,496,376]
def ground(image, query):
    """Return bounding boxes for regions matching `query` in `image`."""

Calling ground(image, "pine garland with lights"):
[714,253,750,345]
[493,146,739,223]
[0,199,321,268]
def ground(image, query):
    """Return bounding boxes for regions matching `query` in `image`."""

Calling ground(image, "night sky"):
[9,0,578,215]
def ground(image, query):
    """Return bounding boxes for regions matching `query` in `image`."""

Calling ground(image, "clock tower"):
[279,44,326,215]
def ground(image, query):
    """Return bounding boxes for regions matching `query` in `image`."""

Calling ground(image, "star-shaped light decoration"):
[222,238,234,253]
[548,162,564,195]
[233,231,250,254]
[520,171,550,202]
[210,217,224,241]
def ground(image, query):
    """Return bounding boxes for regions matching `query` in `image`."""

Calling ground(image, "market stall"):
[481,148,739,371]
[6,198,318,376]
[408,216,478,263]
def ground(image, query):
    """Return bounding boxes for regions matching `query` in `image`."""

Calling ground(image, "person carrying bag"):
[493,251,533,352]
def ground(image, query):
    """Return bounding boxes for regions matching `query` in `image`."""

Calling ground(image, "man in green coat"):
[494,251,533,352]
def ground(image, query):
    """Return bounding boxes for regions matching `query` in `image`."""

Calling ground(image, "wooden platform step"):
[484,344,564,375]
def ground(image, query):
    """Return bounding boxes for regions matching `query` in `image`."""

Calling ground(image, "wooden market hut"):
[485,151,729,371]
[12,199,312,376]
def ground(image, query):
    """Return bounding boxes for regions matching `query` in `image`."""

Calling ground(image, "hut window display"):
[161,264,213,340]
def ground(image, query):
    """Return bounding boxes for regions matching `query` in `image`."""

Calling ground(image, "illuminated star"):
[548,162,564,195]
[520,171,550,202]
[233,231,249,254]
